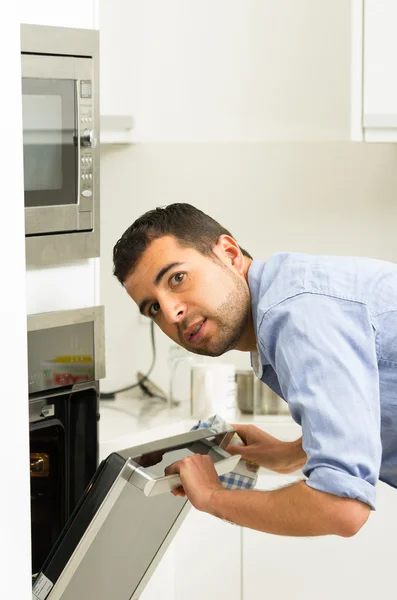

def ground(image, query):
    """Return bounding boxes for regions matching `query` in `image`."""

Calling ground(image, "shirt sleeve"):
[259,292,382,509]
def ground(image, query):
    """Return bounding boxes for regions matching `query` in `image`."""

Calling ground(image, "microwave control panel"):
[79,80,95,200]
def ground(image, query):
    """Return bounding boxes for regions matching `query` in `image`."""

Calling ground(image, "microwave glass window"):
[22,78,77,208]
[23,94,63,192]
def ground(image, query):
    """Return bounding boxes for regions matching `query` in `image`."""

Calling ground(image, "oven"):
[32,428,239,600]
[21,24,100,266]
[29,310,241,600]
[27,306,105,577]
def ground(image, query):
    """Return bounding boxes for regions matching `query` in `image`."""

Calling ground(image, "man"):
[112,203,397,538]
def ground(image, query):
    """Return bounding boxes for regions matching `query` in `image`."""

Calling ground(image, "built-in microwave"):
[20,24,100,267]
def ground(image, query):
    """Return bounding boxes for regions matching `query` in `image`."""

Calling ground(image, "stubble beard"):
[186,273,251,358]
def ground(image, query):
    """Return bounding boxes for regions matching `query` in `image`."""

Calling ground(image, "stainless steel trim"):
[116,427,235,460]
[76,80,81,213]
[21,54,81,79]
[46,476,131,600]
[130,450,240,497]
[20,23,98,58]
[27,306,105,381]
[25,230,99,265]
[25,206,78,236]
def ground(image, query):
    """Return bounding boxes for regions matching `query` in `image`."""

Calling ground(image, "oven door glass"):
[22,77,77,209]
[30,419,66,576]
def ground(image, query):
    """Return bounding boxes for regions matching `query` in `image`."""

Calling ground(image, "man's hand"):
[164,454,225,512]
[226,424,306,474]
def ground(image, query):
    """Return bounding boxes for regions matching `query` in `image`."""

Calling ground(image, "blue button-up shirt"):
[248,253,397,509]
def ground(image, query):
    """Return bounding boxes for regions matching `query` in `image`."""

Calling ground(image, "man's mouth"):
[184,318,207,343]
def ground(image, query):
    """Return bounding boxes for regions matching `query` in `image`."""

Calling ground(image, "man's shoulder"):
[249,252,312,308]
[249,251,378,319]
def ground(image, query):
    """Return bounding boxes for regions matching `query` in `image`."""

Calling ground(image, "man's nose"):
[161,297,186,325]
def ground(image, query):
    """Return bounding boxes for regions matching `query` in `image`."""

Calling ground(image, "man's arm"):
[226,425,306,474]
[166,454,371,538]
[210,480,370,537]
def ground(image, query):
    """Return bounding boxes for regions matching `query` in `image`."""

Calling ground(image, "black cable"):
[100,321,158,400]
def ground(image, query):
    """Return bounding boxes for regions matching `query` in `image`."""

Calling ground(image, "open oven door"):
[32,427,239,600]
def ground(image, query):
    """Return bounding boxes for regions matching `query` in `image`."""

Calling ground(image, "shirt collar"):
[248,259,267,379]
[250,349,263,379]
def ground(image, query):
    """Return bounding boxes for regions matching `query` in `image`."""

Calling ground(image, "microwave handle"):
[129,447,241,497]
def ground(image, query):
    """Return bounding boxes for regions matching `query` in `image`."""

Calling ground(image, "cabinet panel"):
[363,0,397,140]
[243,475,397,600]
[20,0,96,29]
[174,508,241,600]
[140,544,176,600]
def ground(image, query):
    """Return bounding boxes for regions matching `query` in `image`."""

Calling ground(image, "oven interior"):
[30,385,98,576]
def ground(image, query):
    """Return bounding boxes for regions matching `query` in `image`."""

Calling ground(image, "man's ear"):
[213,235,245,274]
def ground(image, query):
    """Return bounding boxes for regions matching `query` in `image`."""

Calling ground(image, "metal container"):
[236,370,256,413]
[236,370,287,415]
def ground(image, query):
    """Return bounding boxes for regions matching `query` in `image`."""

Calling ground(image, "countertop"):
[99,390,301,460]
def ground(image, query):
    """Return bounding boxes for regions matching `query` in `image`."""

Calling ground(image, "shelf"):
[100,114,135,144]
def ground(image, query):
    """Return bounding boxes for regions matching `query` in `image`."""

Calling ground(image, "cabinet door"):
[141,506,241,600]
[363,0,397,140]
[243,473,397,600]
[20,0,97,29]
[140,544,176,600]
[173,507,241,600]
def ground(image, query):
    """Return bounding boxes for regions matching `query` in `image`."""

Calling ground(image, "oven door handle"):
[129,447,241,497]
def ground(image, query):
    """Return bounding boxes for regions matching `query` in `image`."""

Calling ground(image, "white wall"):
[100,141,397,394]
[19,0,98,28]
[99,1,397,396]
[0,11,32,598]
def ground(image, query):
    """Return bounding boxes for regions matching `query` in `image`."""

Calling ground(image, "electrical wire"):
[100,321,162,400]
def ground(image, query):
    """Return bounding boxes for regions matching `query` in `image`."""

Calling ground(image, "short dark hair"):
[113,203,252,284]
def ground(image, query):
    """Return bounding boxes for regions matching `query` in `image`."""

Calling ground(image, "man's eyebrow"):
[154,262,184,286]
[138,298,151,316]
[138,262,184,315]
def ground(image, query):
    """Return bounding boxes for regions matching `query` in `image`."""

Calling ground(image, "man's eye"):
[149,302,160,317]
[170,272,185,287]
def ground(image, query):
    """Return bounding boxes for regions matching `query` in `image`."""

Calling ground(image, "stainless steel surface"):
[40,404,55,418]
[21,23,100,267]
[130,442,240,497]
[236,370,285,415]
[76,79,81,222]
[20,23,98,57]
[236,370,256,413]
[81,128,97,148]
[27,306,106,384]
[37,428,234,600]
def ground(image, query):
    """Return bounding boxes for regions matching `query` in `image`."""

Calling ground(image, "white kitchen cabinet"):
[98,0,137,143]
[141,507,241,600]
[173,507,241,600]
[362,0,397,141]
[351,0,397,141]
[19,0,98,29]
[242,473,397,600]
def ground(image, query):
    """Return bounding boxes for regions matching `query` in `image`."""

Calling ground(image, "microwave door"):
[21,54,93,236]
[32,428,236,600]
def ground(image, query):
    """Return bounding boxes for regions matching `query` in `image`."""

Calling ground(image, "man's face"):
[123,235,251,357]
